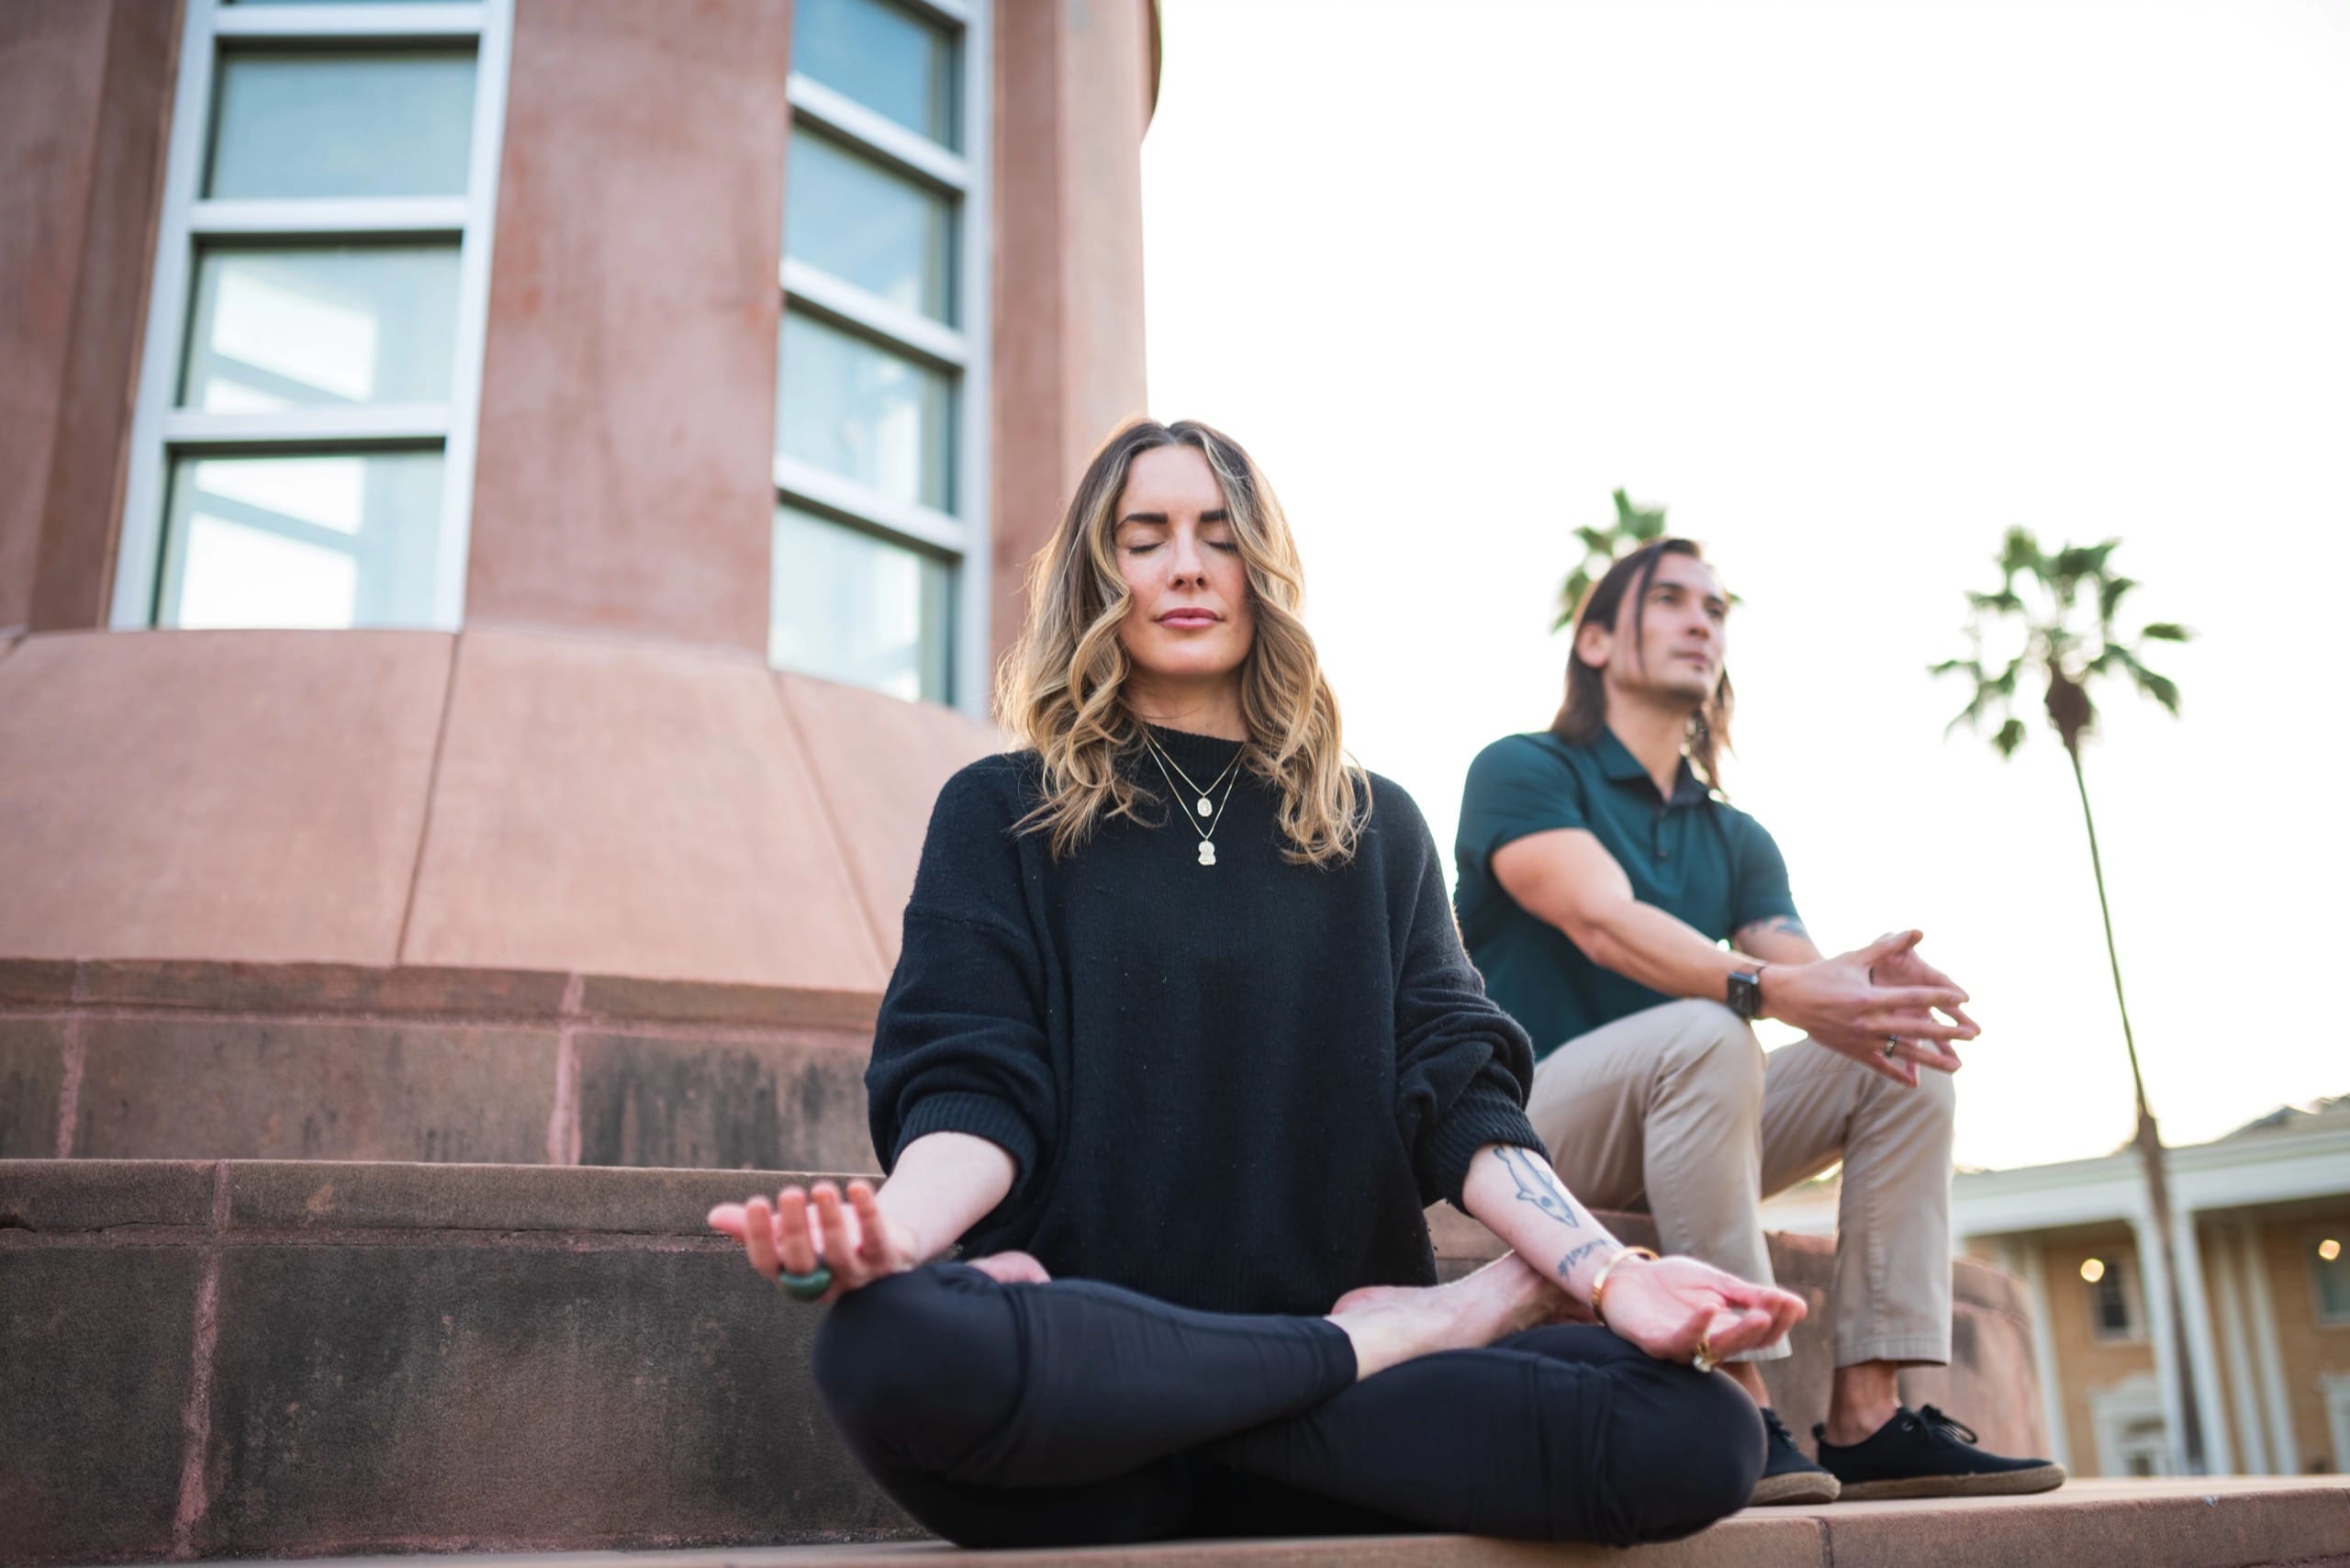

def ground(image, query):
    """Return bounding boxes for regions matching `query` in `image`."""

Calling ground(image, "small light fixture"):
[2080,1257,2107,1282]
[2322,1238,2343,1263]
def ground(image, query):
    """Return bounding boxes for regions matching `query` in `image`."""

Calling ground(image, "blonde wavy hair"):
[995,418,1363,867]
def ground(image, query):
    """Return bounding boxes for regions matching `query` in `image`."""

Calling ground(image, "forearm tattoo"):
[1494,1145,1583,1228]
[1752,914,1807,940]
[1558,1238,1612,1280]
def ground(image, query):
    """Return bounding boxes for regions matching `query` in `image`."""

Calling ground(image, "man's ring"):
[1883,1036,1901,1059]
[777,1264,834,1302]
[1693,1334,1719,1374]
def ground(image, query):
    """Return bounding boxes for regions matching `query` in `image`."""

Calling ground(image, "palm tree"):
[1555,488,1669,631]
[1932,526,2199,1469]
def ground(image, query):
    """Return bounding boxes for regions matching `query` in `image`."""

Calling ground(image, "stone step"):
[147,1481,2350,1568]
[0,1159,2043,1566]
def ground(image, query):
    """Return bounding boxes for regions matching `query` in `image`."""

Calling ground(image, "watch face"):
[1728,970,1760,1021]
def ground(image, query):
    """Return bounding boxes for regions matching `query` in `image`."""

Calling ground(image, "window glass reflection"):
[207,50,476,199]
[181,245,460,410]
[787,131,955,323]
[159,451,445,628]
[770,504,953,702]
[793,0,956,147]
[777,312,953,511]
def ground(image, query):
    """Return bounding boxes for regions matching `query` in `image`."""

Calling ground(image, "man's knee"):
[1653,1000,1764,1100]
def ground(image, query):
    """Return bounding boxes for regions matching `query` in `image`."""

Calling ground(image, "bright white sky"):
[1139,0,2350,1172]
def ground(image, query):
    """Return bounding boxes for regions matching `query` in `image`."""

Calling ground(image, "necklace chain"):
[1143,737,1243,868]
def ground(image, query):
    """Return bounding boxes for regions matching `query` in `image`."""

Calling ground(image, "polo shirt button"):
[1654,845,1668,858]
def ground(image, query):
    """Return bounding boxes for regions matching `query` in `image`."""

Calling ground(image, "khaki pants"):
[1526,999,1955,1367]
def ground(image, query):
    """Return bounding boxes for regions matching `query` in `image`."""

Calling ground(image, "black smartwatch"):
[1726,966,1766,1022]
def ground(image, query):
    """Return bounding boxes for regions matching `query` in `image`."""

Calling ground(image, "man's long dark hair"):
[1550,538,1736,796]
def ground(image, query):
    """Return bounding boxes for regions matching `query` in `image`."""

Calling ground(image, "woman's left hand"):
[1596,1254,1806,1368]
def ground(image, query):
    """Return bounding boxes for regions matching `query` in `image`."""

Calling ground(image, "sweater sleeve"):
[867,761,1057,1194]
[1379,778,1548,1211]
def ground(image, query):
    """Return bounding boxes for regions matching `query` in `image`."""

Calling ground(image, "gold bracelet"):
[1587,1245,1661,1327]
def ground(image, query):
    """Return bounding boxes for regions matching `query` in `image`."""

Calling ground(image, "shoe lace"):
[1916,1405,1979,1446]
[1762,1409,1799,1450]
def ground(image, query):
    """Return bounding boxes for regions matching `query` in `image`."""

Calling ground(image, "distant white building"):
[1763,1096,2350,1477]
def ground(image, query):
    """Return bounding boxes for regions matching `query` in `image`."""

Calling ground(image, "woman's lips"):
[1158,610,1221,628]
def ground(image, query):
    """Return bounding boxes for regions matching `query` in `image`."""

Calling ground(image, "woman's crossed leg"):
[811,1262,1762,1549]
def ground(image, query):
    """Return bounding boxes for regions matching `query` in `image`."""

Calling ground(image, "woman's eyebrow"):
[1117,508,1230,525]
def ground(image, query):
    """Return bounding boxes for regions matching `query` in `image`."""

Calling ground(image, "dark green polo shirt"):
[1453,729,1801,1058]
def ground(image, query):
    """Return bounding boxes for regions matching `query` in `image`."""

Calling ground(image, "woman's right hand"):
[709,1180,922,1303]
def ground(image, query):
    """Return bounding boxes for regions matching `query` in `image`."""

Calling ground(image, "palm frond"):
[1992,716,2028,757]
[2140,622,2191,643]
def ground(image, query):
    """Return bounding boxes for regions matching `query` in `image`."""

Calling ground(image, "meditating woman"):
[710,418,1807,1548]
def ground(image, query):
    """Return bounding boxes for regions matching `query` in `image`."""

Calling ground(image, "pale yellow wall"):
[2039,1229,2157,1474]
[2254,1207,2350,1471]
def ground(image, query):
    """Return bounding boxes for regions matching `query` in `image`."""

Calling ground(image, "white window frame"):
[2084,1248,2148,1345]
[2307,1226,2350,1327]
[111,0,513,631]
[2089,1372,2172,1478]
[777,0,991,716]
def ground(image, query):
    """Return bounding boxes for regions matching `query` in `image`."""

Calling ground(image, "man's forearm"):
[1462,1143,1629,1303]
[876,1131,1017,1262]
[1580,898,1765,1007]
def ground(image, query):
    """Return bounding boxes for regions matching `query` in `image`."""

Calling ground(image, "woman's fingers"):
[847,1181,890,1266]
[774,1187,822,1276]
[1703,1304,1778,1360]
[743,1195,779,1279]
[706,1203,747,1241]
[811,1183,860,1282]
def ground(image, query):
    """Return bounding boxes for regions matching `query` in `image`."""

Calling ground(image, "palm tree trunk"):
[2066,741,2205,1473]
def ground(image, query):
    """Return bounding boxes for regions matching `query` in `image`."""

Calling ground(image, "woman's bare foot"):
[968,1250,1051,1284]
[1326,1254,1560,1380]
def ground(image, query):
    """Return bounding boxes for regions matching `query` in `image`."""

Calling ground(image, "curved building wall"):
[0,0,1161,1166]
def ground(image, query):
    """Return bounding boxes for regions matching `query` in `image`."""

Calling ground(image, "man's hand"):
[1763,930,1977,1087]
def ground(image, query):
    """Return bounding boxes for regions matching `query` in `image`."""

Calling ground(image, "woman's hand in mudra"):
[1598,1254,1806,1368]
[708,1180,922,1303]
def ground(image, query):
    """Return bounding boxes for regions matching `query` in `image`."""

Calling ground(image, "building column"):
[0,0,182,636]
[2210,1224,2270,1473]
[2166,1209,2232,1472]
[2130,1208,2192,1474]
[2005,1238,2072,1470]
[2236,1220,2301,1473]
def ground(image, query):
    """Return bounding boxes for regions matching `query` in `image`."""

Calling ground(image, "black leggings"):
[810,1263,1763,1549]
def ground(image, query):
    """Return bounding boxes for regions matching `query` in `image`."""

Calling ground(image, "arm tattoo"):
[1761,915,1808,939]
[1557,1239,1611,1280]
[1493,1145,1582,1228]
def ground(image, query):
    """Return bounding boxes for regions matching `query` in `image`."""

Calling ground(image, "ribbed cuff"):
[894,1092,1038,1191]
[1425,1090,1547,1211]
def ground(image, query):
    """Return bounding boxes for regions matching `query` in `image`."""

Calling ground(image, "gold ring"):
[1693,1334,1719,1374]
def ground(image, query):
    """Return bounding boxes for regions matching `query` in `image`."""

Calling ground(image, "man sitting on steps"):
[1452,536,2066,1506]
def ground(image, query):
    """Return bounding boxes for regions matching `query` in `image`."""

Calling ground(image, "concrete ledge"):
[0,964,882,1168]
[139,1480,2350,1567]
[0,1160,917,1565]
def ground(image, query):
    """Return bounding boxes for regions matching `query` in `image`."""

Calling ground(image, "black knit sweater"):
[866,726,1545,1317]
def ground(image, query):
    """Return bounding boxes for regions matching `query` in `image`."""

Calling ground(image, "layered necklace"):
[1142,733,1243,868]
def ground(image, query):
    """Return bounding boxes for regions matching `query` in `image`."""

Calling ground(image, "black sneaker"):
[1813,1404,2067,1501]
[1751,1408,1841,1506]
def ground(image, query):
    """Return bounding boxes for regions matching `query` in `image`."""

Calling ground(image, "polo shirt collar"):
[1595,726,1710,807]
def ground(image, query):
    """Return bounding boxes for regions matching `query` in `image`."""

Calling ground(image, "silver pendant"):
[1196,797,1213,817]
[1197,839,1216,867]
